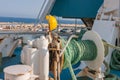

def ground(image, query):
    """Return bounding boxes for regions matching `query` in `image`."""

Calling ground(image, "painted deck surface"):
[0,47,120,80]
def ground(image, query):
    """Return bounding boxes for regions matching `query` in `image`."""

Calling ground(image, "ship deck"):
[0,47,120,80]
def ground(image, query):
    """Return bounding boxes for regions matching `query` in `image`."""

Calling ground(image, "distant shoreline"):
[0,22,85,27]
[0,22,85,32]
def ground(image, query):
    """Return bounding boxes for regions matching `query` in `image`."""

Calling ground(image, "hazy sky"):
[0,0,44,18]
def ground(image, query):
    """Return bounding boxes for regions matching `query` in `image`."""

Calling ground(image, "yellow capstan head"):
[46,15,58,31]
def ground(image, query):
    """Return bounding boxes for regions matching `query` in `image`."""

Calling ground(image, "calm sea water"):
[0,17,83,24]
[0,17,35,23]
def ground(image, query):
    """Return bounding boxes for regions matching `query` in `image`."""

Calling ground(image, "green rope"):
[61,38,97,80]
[105,74,118,80]
[103,44,120,80]
[103,61,118,80]
[59,30,120,80]
[110,49,120,70]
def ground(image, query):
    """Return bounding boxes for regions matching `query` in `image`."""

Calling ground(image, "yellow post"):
[46,15,58,31]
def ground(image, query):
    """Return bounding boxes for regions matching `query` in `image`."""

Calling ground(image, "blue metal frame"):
[50,0,103,18]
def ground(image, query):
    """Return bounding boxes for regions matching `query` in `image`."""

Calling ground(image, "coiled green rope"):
[59,29,120,80]
[103,61,118,80]
[110,49,120,70]
[103,42,120,80]
[61,38,97,80]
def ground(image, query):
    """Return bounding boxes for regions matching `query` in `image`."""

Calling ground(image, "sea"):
[0,16,83,24]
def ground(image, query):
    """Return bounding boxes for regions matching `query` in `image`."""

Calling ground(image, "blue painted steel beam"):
[50,0,103,18]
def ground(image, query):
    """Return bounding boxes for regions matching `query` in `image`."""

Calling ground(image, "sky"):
[0,0,82,23]
[0,0,44,18]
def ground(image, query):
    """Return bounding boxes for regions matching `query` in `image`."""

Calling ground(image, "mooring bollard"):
[4,65,32,80]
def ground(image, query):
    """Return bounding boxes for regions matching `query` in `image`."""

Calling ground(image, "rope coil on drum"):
[60,31,104,80]
[49,30,120,80]
[62,39,97,69]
